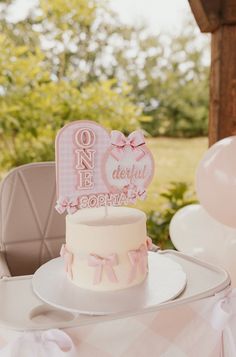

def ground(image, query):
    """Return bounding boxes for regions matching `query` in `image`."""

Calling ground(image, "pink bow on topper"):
[88,253,118,285]
[128,244,148,283]
[122,183,147,203]
[60,244,73,279]
[110,130,146,161]
[55,196,78,215]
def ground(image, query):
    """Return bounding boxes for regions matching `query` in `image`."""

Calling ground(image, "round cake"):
[61,206,149,291]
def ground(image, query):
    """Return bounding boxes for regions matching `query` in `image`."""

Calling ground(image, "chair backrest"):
[0,162,65,276]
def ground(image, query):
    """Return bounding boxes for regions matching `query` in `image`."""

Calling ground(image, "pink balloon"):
[196,136,236,228]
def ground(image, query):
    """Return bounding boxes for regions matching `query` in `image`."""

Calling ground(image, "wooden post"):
[209,26,236,145]
[188,0,236,145]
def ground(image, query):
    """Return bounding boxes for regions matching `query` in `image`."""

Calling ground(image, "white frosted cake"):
[61,206,150,291]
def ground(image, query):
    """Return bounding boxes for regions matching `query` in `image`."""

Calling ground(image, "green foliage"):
[109,22,209,137]
[40,0,96,28]
[0,0,210,172]
[120,23,210,137]
[0,72,148,169]
[0,1,148,171]
[143,75,209,137]
[146,182,197,249]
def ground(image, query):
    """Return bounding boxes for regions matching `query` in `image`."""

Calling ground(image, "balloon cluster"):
[170,136,236,285]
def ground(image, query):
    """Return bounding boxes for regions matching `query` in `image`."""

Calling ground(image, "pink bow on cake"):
[110,130,146,161]
[88,253,118,285]
[60,244,73,279]
[146,236,153,250]
[128,244,148,283]
[55,197,78,215]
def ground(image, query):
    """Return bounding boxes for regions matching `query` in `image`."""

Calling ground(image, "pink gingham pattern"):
[56,121,110,198]
[1,289,236,356]
[64,295,224,357]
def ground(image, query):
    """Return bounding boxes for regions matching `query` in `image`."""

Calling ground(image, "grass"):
[136,137,208,212]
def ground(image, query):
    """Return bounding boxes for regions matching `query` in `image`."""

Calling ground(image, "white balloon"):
[169,204,236,286]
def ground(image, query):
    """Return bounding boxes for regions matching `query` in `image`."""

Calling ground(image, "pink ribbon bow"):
[122,183,137,203]
[60,244,73,279]
[0,329,77,356]
[146,236,153,250]
[128,244,148,283]
[122,183,147,203]
[88,253,118,285]
[136,185,147,201]
[110,130,146,161]
[55,197,78,215]
[211,288,236,357]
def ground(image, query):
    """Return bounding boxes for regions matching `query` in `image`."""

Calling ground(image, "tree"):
[142,23,210,137]
[0,0,210,176]
[104,20,210,137]
[0,1,149,171]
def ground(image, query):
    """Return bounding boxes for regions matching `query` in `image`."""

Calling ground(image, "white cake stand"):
[32,252,187,315]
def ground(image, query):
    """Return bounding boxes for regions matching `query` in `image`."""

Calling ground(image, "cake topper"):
[55,120,154,214]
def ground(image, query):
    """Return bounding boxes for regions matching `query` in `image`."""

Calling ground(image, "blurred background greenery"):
[0,0,210,248]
